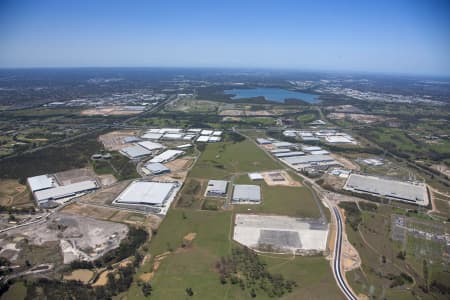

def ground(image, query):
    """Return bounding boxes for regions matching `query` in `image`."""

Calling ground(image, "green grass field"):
[1,282,26,300]
[232,174,320,218]
[190,140,280,179]
[128,209,343,300]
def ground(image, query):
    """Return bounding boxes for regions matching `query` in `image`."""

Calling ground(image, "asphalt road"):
[333,206,358,300]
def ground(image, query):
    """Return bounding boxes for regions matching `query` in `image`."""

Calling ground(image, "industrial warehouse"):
[139,127,223,142]
[27,173,98,206]
[113,180,180,214]
[142,162,170,175]
[281,154,339,170]
[205,180,228,197]
[343,174,429,206]
[120,144,152,159]
[149,149,184,163]
[232,184,261,203]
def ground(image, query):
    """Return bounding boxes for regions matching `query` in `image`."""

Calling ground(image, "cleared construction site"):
[3,212,128,264]
[233,214,329,255]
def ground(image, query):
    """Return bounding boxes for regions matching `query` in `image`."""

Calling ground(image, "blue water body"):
[224,88,319,103]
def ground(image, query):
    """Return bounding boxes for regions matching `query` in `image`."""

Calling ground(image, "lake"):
[224,87,319,104]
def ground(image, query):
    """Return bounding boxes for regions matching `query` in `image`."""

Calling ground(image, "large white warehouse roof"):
[120,145,152,158]
[27,175,56,192]
[114,181,178,206]
[143,162,170,175]
[149,150,184,163]
[138,141,165,151]
[233,185,261,202]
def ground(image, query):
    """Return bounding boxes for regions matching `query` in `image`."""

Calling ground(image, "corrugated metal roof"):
[27,175,55,192]
[149,150,183,163]
[344,174,428,205]
[138,141,165,151]
[120,145,152,158]
[232,185,261,202]
[115,181,178,205]
[144,162,170,174]
[35,180,97,202]
[206,180,228,195]
[282,154,334,165]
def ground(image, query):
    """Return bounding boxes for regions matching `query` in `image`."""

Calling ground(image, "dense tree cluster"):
[338,202,362,231]
[216,248,297,298]
[0,132,105,183]
[95,227,148,267]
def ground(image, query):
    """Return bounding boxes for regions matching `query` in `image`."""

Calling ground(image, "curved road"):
[333,206,357,300]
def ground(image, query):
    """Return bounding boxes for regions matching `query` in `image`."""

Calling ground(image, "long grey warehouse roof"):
[120,145,152,158]
[27,174,55,192]
[256,138,272,144]
[34,180,98,202]
[281,154,334,165]
[144,162,170,175]
[344,174,429,206]
[270,149,291,154]
[233,184,261,202]
[149,150,183,163]
[273,151,305,158]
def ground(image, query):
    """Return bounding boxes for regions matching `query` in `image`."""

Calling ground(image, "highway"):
[333,206,358,300]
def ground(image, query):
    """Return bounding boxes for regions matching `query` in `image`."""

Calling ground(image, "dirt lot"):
[80,106,143,116]
[0,179,33,207]
[157,157,194,182]
[92,269,112,286]
[54,168,97,185]
[342,236,361,271]
[78,180,131,205]
[167,157,194,171]
[5,212,128,264]
[62,202,118,220]
[431,164,450,178]
[321,174,347,190]
[98,174,117,186]
[62,202,161,232]
[99,130,139,151]
[330,153,360,171]
[261,170,302,187]
[63,269,94,283]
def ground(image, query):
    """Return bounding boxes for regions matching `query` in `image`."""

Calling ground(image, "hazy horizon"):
[1,0,449,76]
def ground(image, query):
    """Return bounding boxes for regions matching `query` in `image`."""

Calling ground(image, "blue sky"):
[0,0,449,75]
